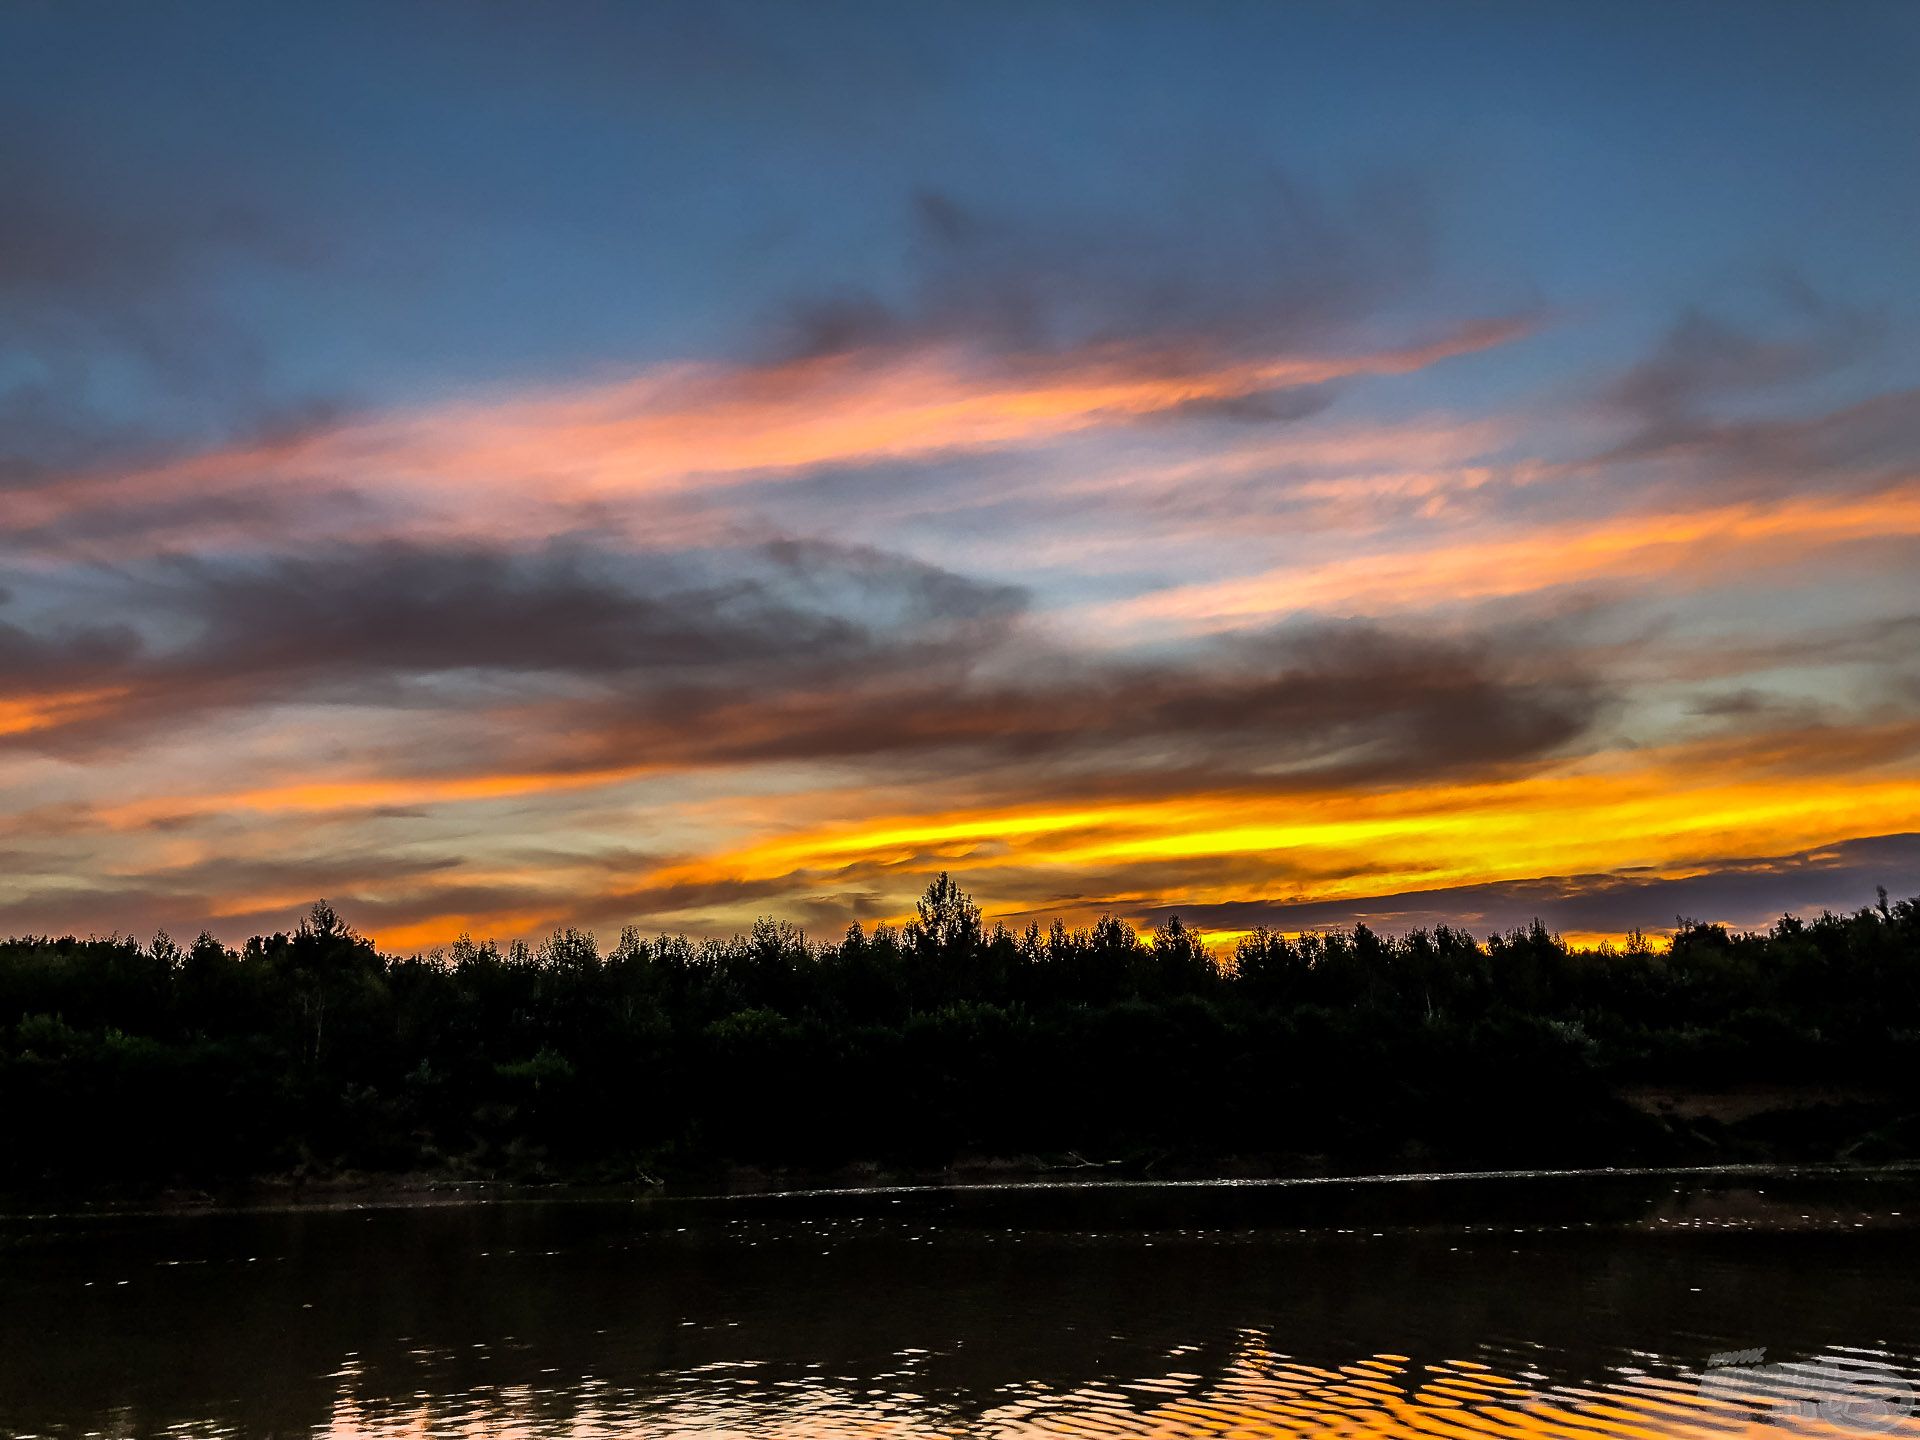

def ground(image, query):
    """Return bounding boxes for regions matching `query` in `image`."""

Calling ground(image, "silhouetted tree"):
[2,884,1917,1187]
[908,872,984,955]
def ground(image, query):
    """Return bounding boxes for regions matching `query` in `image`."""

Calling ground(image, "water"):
[1,1167,1916,1438]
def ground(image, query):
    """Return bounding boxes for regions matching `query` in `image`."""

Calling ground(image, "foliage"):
[2,876,1917,1187]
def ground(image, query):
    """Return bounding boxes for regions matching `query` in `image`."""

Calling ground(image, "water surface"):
[2,1167,1916,1438]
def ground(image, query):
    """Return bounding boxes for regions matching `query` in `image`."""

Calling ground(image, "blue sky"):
[13,3,1915,406]
[3,2,1917,945]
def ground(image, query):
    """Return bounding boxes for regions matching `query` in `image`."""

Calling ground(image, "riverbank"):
[7,1085,1915,1218]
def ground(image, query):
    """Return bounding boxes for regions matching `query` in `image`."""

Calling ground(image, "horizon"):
[17,878,1916,960]
[4,2,1918,951]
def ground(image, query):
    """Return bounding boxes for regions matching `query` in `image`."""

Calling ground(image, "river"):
[2,1166,1915,1437]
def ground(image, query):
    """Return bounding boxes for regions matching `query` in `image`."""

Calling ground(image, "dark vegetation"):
[3,876,1919,1192]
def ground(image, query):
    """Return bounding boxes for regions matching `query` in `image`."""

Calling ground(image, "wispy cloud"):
[4,30,1917,951]
[1088,479,1920,633]
[7,319,1529,558]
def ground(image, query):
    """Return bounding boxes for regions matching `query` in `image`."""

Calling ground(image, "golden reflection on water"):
[13,1176,1919,1440]
[314,1340,1920,1440]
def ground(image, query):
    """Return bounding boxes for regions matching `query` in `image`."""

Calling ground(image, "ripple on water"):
[305,1343,1920,1439]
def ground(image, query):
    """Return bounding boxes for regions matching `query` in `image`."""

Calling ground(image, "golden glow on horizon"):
[6,308,1916,952]
[374,911,556,952]
[643,767,1920,908]
[295,740,1920,950]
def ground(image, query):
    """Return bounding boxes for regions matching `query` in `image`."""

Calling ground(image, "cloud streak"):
[6,319,1530,556]
[3,31,1917,950]
[1091,478,1920,631]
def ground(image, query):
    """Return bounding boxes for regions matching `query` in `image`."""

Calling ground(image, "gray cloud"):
[0,600,141,693]
[1135,832,1920,940]
[1611,305,1869,435]
[1597,288,1897,481]
[777,171,1437,369]
[544,612,1603,800]
[0,113,350,493]
[0,538,1027,750]
[0,534,1602,811]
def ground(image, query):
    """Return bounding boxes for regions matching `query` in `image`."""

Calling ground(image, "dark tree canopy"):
[2,876,1918,1191]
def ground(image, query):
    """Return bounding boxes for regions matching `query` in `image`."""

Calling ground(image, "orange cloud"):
[0,688,132,739]
[15,321,1529,541]
[631,735,1920,933]
[1091,480,1920,631]
[25,751,1919,952]
[95,764,655,830]
[370,911,555,953]
[46,699,1920,948]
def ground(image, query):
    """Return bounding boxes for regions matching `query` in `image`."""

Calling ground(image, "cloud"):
[1540,293,1919,520]
[1,519,1609,805]
[0,538,1028,752]
[458,608,1603,814]
[779,174,1439,366]
[0,171,1528,561]
[2,147,1912,952]
[1135,832,1920,941]
[0,601,141,691]
[0,113,338,489]
[1600,385,1920,503]
[28,738,1920,946]
[1149,384,1341,426]
[1606,289,1884,455]
[6,317,1529,560]
[0,527,1610,901]
[0,850,528,947]
[622,737,1920,940]
[1087,478,1920,633]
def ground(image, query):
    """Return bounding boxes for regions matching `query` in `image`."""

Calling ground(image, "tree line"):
[3,876,1917,1189]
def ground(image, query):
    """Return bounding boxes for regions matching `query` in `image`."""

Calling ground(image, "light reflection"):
[310,1340,1920,1439]
[6,1176,1915,1440]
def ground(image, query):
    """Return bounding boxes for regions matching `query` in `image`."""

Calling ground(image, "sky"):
[3,1,1918,950]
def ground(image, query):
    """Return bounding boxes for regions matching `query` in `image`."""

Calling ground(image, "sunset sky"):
[4,2,1918,949]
